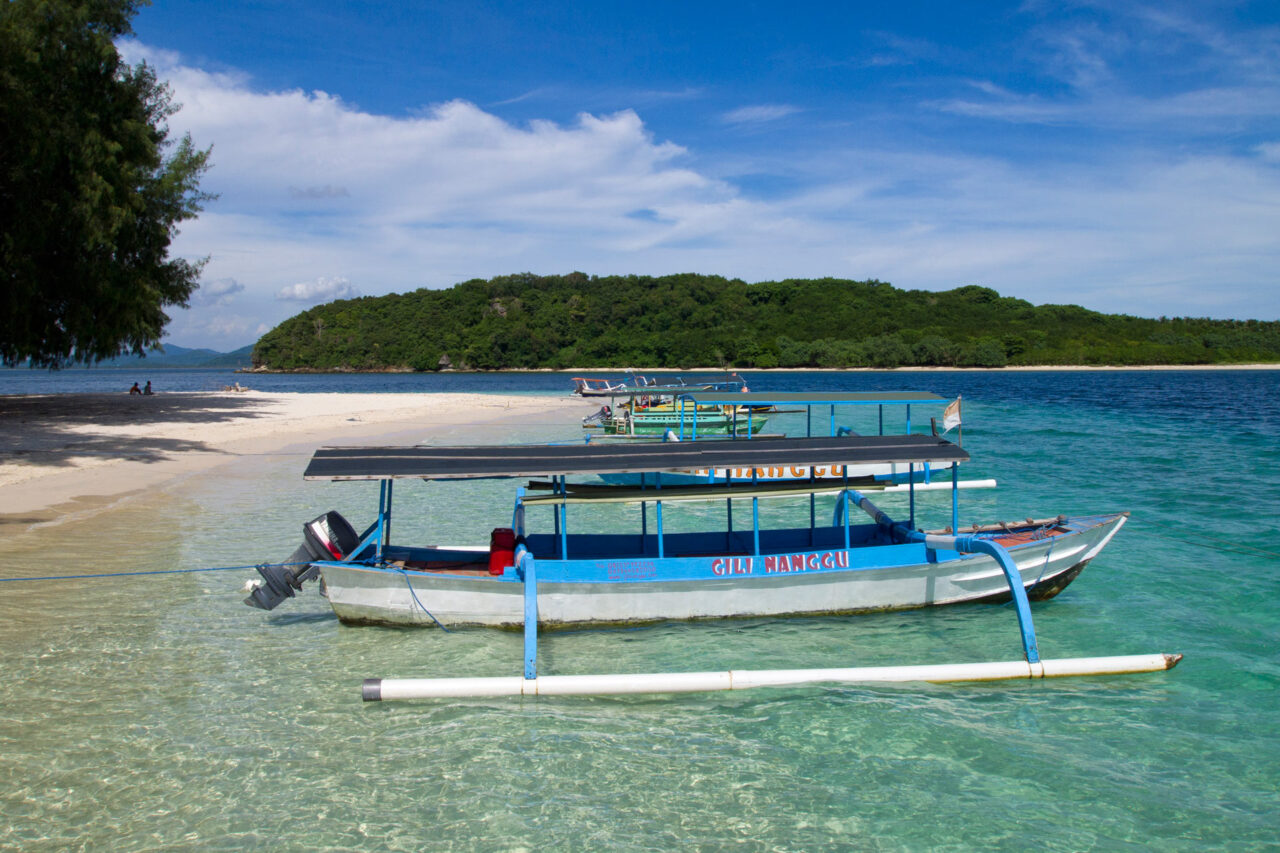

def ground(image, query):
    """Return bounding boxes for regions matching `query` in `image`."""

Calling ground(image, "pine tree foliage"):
[0,0,213,367]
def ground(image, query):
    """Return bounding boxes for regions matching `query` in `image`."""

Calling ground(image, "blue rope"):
[0,560,314,584]
[395,568,450,632]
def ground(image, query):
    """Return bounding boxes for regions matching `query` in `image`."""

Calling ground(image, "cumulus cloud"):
[191,277,245,306]
[276,277,361,303]
[122,22,1280,353]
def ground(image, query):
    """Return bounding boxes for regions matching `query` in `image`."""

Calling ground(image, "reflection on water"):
[2,374,1278,850]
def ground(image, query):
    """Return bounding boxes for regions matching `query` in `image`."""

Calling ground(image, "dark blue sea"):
[2,368,1278,850]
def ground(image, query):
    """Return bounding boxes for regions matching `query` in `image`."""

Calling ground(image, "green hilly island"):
[251,273,1280,371]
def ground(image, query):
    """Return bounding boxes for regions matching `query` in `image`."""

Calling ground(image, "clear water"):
[2,371,1278,851]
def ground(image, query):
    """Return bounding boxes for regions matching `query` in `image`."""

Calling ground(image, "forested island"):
[250,273,1280,371]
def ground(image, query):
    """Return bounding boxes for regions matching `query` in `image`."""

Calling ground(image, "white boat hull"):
[318,514,1125,628]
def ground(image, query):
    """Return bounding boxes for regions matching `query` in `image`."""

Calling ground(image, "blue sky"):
[125,1,1280,350]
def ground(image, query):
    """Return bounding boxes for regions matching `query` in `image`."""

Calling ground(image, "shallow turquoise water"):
[2,372,1278,851]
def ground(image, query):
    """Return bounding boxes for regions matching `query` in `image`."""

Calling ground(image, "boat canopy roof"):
[584,384,729,398]
[303,434,968,481]
[681,391,947,406]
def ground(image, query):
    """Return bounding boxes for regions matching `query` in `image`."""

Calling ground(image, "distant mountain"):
[95,343,255,368]
[195,345,256,368]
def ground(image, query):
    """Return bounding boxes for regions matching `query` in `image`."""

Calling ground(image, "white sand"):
[0,391,591,526]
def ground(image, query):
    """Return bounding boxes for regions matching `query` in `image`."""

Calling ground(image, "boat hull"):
[318,514,1126,628]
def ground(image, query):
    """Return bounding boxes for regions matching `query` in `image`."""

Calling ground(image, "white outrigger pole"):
[363,457,1181,702]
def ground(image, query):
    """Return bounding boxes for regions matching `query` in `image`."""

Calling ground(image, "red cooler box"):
[489,528,516,575]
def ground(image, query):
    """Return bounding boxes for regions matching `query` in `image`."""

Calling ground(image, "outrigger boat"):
[571,371,748,398]
[245,435,1180,700]
[582,388,768,437]
[584,400,768,436]
[593,390,994,491]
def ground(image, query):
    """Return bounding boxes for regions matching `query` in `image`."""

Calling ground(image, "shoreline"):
[234,363,1280,374]
[0,390,590,530]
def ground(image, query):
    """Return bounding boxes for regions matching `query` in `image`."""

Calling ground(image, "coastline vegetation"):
[252,273,1280,371]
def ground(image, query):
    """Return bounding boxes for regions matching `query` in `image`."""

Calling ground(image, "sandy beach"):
[0,390,590,529]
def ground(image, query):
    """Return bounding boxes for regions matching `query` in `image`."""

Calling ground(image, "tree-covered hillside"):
[251,273,1280,370]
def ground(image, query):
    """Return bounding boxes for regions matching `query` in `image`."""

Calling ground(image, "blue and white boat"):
[245,434,1180,699]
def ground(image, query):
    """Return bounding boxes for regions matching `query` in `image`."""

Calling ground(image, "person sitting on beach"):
[129,382,142,395]
[143,381,153,395]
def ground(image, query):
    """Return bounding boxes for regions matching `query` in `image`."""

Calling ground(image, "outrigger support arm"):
[519,547,538,680]
[845,489,1041,664]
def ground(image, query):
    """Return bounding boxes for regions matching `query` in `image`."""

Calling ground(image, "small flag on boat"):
[943,396,962,433]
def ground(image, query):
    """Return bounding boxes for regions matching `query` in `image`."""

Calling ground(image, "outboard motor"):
[244,510,361,610]
[582,405,611,426]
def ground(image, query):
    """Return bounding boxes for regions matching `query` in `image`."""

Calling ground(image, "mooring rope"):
[395,568,450,632]
[0,560,314,584]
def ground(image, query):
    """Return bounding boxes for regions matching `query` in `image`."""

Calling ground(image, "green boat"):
[584,401,768,436]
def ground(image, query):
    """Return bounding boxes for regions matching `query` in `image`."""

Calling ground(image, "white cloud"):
[1254,142,1280,162]
[276,277,360,303]
[722,104,801,124]
[191,277,244,306]
[121,32,1280,350]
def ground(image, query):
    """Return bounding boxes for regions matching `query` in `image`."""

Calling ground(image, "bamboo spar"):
[362,654,1183,701]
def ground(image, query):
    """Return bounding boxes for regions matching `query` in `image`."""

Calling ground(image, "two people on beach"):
[128,381,153,396]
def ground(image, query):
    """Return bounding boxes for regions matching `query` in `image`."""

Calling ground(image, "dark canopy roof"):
[303,434,968,481]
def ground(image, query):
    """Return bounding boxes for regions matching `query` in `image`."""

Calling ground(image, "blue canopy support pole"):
[806,404,812,437]
[640,473,648,554]
[808,468,816,548]
[909,464,916,530]
[752,498,761,556]
[906,404,912,435]
[552,476,561,547]
[513,487,526,536]
[751,469,760,555]
[656,473,665,559]
[844,491,851,549]
[375,480,388,562]
[829,405,835,437]
[878,404,884,436]
[842,467,851,548]
[519,549,538,679]
[726,470,734,550]
[385,480,393,549]
[558,475,568,560]
[951,463,960,533]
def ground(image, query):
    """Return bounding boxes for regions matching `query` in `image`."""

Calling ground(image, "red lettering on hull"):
[752,550,852,575]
